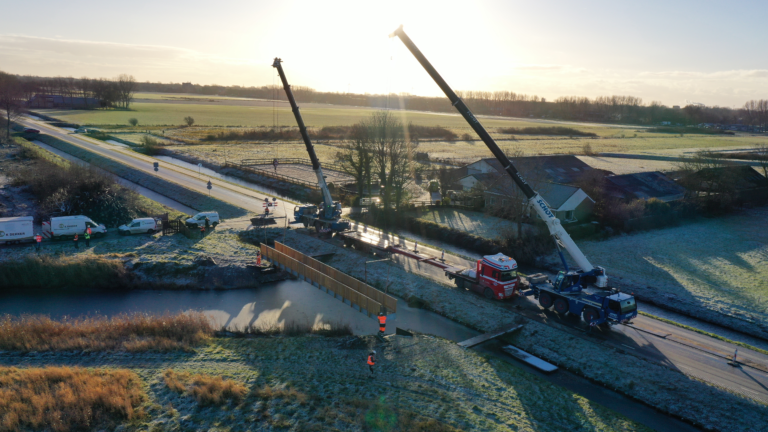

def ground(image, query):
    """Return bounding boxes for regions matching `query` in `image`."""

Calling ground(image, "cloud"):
[0,34,261,83]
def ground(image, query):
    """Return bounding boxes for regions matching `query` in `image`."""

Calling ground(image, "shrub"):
[163,370,247,406]
[498,126,597,137]
[0,255,128,290]
[139,135,161,155]
[0,366,146,432]
[461,133,473,142]
[645,197,672,215]
[184,116,195,127]
[0,312,213,352]
[128,118,138,127]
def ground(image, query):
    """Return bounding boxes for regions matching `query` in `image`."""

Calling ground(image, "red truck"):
[339,231,520,300]
[445,253,520,300]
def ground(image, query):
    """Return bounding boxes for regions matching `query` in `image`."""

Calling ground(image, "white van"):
[185,211,220,228]
[43,215,107,240]
[118,218,160,235]
[0,216,34,245]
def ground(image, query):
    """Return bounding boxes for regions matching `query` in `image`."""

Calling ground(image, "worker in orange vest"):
[34,233,42,252]
[367,350,376,378]
[377,312,387,336]
[256,251,262,266]
[73,233,79,250]
[200,224,205,238]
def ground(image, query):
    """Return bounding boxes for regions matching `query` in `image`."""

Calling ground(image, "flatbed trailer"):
[339,231,520,300]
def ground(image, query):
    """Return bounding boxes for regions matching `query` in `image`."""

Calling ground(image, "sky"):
[1,0,767,107]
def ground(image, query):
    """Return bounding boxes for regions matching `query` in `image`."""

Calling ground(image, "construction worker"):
[73,233,79,250]
[84,230,91,247]
[377,312,387,336]
[204,216,210,232]
[256,251,262,266]
[199,224,205,238]
[367,350,376,378]
[34,233,42,252]
[273,158,279,173]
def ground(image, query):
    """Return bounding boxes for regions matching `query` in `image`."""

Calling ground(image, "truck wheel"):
[554,298,569,314]
[212,222,218,227]
[483,288,495,299]
[539,292,553,309]
[147,229,154,234]
[455,279,465,289]
[582,308,599,324]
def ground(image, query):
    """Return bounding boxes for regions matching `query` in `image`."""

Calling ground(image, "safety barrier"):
[261,242,397,315]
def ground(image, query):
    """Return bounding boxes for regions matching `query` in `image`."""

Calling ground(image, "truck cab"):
[472,253,520,299]
[602,292,637,323]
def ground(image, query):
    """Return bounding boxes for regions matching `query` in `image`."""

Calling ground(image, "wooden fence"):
[261,242,397,315]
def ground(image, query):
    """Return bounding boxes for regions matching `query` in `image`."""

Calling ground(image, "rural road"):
[20,116,768,406]
[20,116,291,220]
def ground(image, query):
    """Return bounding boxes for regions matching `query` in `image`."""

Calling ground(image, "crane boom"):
[272,58,334,213]
[390,26,607,287]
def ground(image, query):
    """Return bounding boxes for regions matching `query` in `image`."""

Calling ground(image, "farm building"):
[27,94,100,109]
[605,171,686,202]
[457,173,594,223]
[463,155,597,185]
[676,165,768,202]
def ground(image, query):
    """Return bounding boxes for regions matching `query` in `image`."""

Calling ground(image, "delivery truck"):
[0,216,34,245]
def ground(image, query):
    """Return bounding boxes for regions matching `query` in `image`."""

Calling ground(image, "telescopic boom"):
[272,58,334,211]
[390,26,607,287]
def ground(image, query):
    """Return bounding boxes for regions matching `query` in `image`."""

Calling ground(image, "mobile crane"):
[389,26,637,326]
[272,58,350,232]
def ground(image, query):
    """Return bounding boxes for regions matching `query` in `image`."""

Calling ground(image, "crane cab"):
[552,271,584,294]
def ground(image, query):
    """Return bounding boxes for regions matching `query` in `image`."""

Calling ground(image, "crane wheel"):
[483,288,495,299]
[553,298,569,314]
[582,308,599,324]
[539,292,553,309]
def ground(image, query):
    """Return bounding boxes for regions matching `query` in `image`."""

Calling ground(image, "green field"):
[35,102,634,135]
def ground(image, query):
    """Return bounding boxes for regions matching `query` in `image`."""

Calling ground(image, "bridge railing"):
[261,241,397,315]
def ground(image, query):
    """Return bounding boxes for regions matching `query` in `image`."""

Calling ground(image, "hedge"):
[32,134,247,219]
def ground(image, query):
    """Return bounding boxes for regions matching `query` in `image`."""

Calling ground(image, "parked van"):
[43,215,107,240]
[185,211,219,228]
[0,216,34,245]
[118,218,160,235]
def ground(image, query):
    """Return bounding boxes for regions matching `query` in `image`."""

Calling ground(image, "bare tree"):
[116,74,137,109]
[78,77,92,108]
[336,122,373,201]
[184,116,195,127]
[754,143,768,179]
[0,72,24,141]
[366,111,418,210]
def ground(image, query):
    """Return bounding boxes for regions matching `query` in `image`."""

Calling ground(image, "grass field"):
[555,208,768,327]
[0,334,652,431]
[35,102,642,136]
[413,208,513,240]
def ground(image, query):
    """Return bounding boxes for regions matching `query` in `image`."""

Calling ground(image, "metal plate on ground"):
[502,345,558,373]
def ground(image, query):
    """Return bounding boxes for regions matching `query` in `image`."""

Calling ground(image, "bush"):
[128,118,138,127]
[8,151,144,227]
[0,366,146,432]
[163,370,246,406]
[205,128,299,141]
[0,312,213,352]
[139,135,161,155]
[184,116,195,127]
[498,126,597,137]
[0,255,128,290]
[461,133,473,142]
[645,197,672,215]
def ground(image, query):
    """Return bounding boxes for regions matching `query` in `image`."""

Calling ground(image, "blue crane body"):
[272,58,350,232]
[390,26,637,327]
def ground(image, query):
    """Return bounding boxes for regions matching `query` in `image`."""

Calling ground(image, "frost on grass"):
[545,208,768,334]
[0,337,650,431]
[275,228,768,432]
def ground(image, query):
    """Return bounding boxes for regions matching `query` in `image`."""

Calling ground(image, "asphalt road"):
[20,116,290,219]
[21,116,768,406]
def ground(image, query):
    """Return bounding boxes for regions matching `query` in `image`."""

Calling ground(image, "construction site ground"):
[268,227,768,432]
